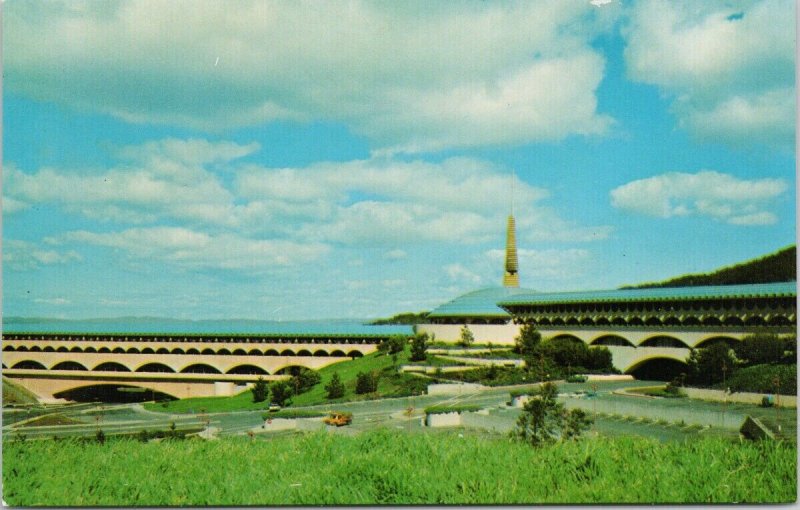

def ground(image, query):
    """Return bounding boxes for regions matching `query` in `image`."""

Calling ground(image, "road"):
[3,379,795,442]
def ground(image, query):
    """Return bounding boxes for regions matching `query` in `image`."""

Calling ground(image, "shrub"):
[324,372,345,399]
[718,363,796,395]
[514,324,541,356]
[270,381,293,406]
[378,335,407,355]
[355,371,379,394]
[734,333,791,366]
[513,382,592,447]
[410,332,429,362]
[567,375,588,383]
[424,404,481,415]
[686,343,737,387]
[293,368,321,394]
[252,376,268,403]
[459,325,475,347]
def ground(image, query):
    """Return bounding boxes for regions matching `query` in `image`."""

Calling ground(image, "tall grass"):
[3,432,795,505]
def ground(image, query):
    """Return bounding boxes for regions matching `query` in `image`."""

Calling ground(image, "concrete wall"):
[425,411,462,427]
[683,387,797,408]
[426,383,485,395]
[417,324,520,345]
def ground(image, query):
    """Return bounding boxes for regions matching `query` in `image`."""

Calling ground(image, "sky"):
[2,0,796,321]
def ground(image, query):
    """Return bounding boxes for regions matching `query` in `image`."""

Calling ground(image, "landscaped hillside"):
[622,245,796,289]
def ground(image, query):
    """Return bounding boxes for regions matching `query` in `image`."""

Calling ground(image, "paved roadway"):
[3,379,795,442]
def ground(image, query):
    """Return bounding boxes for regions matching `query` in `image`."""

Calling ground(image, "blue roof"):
[427,287,535,318]
[498,282,797,307]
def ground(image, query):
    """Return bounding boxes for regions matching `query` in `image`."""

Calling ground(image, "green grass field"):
[3,432,795,505]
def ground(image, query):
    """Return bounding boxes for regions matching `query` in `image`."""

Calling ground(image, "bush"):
[424,404,482,415]
[686,343,737,387]
[718,363,796,395]
[270,381,294,406]
[566,375,588,383]
[734,333,792,366]
[378,335,407,355]
[459,326,475,347]
[293,368,321,395]
[355,371,379,394]
[514,324,541,356]
[410,332,429,362]
[513,382,592,447]
[324,372,345,399]
[252,376,268,403]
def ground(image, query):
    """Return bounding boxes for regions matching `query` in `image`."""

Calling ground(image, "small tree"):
[378,335,406,355]
[324,372,345,399]
[513,382,592,447]
[459,325,475,348]
[270,380,294,406]
[293,368,321,394]
[252,376,268,403]
[686,342,737,387]
[355,371,379,394]
[514,324,542,357]
[410,332,428,362]
[586,346,614,371]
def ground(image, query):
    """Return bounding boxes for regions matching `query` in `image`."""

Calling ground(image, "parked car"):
[323,411,352,427]
[268,403,281,412]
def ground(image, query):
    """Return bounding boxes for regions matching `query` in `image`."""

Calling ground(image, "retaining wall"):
[683,388,796,408]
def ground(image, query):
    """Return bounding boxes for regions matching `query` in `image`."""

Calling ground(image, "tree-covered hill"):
[622,245,796,289]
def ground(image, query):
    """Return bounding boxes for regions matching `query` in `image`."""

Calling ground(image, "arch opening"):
[52,361,89,371]
[639,336,690,349]
[11,360,47,370]
[627,357,688,382]
[136,362,175,373]
[53,384,178,403]
[590,335,634,347]
[93,362,132,372]
[226,364,268,375]
[180,363,222,374]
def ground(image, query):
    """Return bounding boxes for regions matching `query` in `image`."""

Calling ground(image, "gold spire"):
[503,214,519,287]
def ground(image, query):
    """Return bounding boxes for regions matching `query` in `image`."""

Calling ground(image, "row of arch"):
[522,313,794,328]
[553,333,740,350]
[4,335,382,345]
[2,345,364,357]
[8,360,305,375]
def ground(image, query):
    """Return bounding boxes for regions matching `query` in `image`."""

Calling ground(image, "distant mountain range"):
[621,245,796,289]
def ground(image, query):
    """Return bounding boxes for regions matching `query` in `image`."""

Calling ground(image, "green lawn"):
[3,432,795,505]
[144,350,430,413]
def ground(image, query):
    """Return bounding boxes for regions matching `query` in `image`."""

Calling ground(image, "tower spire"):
[503,172,519,287]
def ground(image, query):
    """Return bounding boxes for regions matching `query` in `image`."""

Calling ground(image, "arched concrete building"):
[419,281,797,374]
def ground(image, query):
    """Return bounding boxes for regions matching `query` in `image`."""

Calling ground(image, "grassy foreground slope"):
[3,432,795,505]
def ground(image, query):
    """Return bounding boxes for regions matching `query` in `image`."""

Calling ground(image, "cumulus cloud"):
[3,240,82,271]
[623,0,795,148]
[5,1,615,151]
[487,248,592,283]
[55,227,330,270]
[609,170,787,225]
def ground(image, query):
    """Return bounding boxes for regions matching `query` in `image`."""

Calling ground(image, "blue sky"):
[3,0,796,320]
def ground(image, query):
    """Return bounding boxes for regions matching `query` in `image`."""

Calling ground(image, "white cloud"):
[56,227,329,270]
[445,263,483,285]
[33,297,71,306]
[609,170,786,225]
[3,140,259,227]
[623,0,795,147]
[3,240,82,271]
[487,248,592,283]
[5,1,616,151]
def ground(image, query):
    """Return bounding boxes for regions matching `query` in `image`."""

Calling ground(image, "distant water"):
[2,317,414,336]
